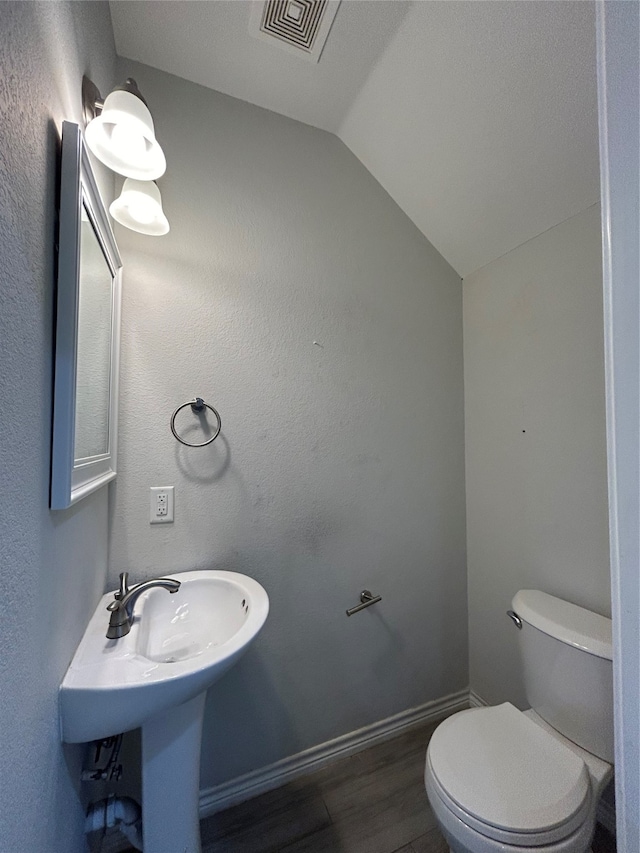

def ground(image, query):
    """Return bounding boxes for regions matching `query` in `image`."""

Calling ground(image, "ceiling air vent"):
[249,0,341,63]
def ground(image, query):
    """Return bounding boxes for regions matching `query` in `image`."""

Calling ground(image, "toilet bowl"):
[424,591,614,853]
[425,703,612,853]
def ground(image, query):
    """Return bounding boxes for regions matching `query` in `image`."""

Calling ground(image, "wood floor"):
[116,717,617,853]
[201,720,444,853]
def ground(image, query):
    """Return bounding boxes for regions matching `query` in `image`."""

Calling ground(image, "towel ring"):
[170,397,222,447]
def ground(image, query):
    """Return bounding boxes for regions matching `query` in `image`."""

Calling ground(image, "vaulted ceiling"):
[109,0,600,278]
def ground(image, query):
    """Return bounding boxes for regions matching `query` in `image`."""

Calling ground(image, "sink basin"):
[60,570,269,743]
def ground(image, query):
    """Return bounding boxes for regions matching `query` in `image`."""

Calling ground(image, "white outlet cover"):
[150,486,174,524]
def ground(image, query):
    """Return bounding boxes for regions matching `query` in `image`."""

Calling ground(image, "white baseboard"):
[199,688,469,818]
[468,689,488,707]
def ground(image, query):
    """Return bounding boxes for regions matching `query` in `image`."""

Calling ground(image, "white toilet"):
[425,590,614,853]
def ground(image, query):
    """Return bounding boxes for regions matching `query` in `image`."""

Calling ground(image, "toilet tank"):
[511,590,614,763]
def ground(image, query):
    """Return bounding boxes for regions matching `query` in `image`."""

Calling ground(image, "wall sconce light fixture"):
[83,76,166,181]
[109,179,170,236]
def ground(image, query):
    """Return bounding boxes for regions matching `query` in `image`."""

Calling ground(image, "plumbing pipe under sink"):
[85,795,143,851]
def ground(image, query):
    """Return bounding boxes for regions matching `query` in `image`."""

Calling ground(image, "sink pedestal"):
[142,692,207,853]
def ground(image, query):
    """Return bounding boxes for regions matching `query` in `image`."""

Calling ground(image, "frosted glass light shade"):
[85,89,166,180]
[109,179,170,236]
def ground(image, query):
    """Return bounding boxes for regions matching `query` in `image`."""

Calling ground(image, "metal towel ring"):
[170,397,222,447]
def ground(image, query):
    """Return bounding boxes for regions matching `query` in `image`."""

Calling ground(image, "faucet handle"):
[114,571,130,601]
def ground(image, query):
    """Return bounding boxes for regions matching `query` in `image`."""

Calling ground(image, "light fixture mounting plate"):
[82,75,103,124]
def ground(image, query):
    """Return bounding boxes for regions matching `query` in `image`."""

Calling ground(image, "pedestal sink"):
[60,570,269,853]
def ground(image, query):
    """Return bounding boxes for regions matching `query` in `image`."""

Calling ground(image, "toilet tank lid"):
[512,590,612,660]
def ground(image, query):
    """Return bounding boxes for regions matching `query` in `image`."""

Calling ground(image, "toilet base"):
[446,844,594,853]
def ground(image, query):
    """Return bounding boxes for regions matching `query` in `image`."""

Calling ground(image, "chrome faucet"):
[106,571,181,639]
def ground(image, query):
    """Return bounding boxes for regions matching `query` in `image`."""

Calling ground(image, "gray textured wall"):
[0,4,116,851]
[108,60,468,789]
[463,204,610,708]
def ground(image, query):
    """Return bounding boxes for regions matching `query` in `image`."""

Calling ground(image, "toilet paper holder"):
[346,590,382,617]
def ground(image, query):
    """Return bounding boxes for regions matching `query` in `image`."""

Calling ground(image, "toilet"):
[425,590,614,853]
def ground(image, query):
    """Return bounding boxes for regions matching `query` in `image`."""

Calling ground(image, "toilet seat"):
[426,704,592,847]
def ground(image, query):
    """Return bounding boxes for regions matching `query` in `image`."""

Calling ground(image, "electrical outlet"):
[150,486,174,524]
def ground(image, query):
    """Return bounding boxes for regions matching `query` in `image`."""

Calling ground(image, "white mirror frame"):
[50,121,122,510]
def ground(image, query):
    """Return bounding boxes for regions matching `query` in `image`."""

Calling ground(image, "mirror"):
[50,121,122,509]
